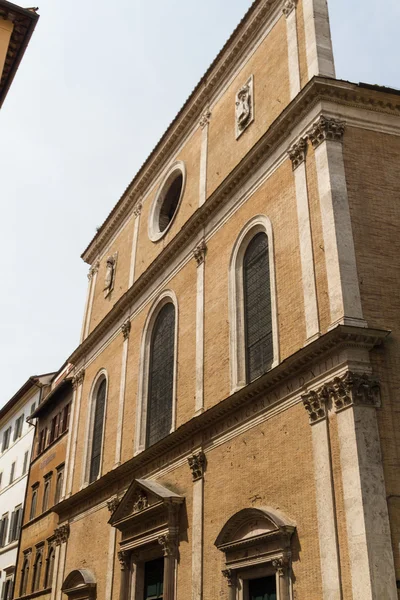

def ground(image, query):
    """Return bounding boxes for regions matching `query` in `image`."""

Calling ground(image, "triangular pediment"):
[109,478,183,526]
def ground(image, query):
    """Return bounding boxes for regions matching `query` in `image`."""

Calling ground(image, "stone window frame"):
[81,369,109,488]
[19,549,31,597]
[42,472,53,513]
[215,508,295,600]
[43,539,56,590]
[1,566,14,600]
[228,215,279,393]
[135,290,179,455]
[148,161,186,242]
[31,543,44,593]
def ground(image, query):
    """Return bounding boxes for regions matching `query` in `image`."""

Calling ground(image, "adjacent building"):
[0,375,53,600]
[14,366,73,600]
[0,0,39,109]
[11,0,400,599]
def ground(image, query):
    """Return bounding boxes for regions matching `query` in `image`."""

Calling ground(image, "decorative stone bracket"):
[107,497,120,514]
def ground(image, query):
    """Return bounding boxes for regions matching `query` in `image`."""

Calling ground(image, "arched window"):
[32,549,43,592]
[54,467,64,504]
[243,233,272,382]
[30,487,38,520]
[20,556,30,596]
[42,476,51,513]
[89,378,107,484]
[147,303,175,447]
[44,545,55,589]
[229,217,279,391]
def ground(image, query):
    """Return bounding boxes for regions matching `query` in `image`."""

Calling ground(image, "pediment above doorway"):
[108,479,184,552]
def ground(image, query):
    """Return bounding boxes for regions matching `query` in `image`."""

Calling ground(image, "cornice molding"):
[56,325,389,521]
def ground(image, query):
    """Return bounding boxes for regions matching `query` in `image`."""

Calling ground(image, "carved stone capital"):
[272,557,289,576]
[87,261,100,281]
[118,550,130,571]
[288,137,308,170]
[72,369,85,390]
[302,386,330,424]
[54,524,70,546]
[193,240,207,266]
[188,451,206,481]
[107,497,120,513]
[199,109,212,129]
[121,320,131,340]
[133,202,143,218]
[158,534,177,557]
[308,116,346,149]
[222,569,235,587]
[282,0,298,17]
[331,371,381,413]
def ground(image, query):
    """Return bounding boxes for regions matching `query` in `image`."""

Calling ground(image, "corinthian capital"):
[288,137,308,170]
[54,524,70,546]
[308,116,346,149]
[302,386,330,424]
[282,0,298,17]
[72,369,85,390]
[188,451,206,481]
[199,109,212,129]
[133,202,143,218]
[158,534,177,557]
[121,320,131,340]
[331,371,381,413]
[88,261,100,281]
[193,240,207,266]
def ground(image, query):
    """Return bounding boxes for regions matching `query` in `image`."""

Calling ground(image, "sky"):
[0,0,399,406]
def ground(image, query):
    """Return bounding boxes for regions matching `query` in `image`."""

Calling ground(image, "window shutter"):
[9,462,15,484]
[89,379,107,483]
[146,304,175,447]
[243,233,273,383]
[8,511,15,543]
[23,451,29,475]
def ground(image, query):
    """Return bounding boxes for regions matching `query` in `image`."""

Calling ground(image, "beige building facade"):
[14,1,400,599]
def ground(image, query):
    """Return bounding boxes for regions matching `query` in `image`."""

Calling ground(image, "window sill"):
[0,540,18,554]
[18,587,51,600]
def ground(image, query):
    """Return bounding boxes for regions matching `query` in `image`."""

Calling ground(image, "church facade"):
[14,0,400,599]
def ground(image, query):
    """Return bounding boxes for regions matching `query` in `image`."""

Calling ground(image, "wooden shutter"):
[243,233,273,382]
[89,379,107,483]
[146,304,175,447]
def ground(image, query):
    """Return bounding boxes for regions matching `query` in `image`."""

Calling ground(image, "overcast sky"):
[0,0,398,406]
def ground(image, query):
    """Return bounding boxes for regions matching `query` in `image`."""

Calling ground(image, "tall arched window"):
[243,232,272,382]
[44,545,55,589]
[146,303,175,447]
[20,557,30,596]
[229,216,279,392]
[32,549,43,592]
[89,378,107,484]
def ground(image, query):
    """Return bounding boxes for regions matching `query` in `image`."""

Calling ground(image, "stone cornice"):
[55,325,389,521]
[69,78,400,367]
[81,0,283,264]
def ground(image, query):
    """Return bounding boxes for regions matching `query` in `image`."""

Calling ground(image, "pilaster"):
[83,261,99,340]
[65,370,85,498]
[302,0,335,79]
[302,385,341,600]
[288,137,320,343]
[114,319,131,467]
[194,240,207,415]
[331,372,397,599]
[283,0,301,99]
[199,110,211,207]
[129,201,142,287]
[309,116,366,329]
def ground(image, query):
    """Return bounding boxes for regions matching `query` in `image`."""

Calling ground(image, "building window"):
[42,475,52,512]
[144,558,164,600]
[147,303,176,447]
[148,162,186,242]
[30,486,38,520]
[1,572,14,600]
[13,415,24,441]
[0,513,9,547]
[0,472,2,489]
[9,461,16,485]
[54,466,64,504]
[20,554,30,596]
[229,216,279,392]
[88,377,107,484]
[37,427,47,455]
[48,414,59,444]
[32,548,43,592]
[44,544,55,589]
[1,427,11,452]
[8,505,23,543]
[59,403,71,434]
[247,576,277,600]
[30,402,36,415]
[22,451,29,475]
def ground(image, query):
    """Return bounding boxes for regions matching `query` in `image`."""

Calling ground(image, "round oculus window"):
[148,163,185,242]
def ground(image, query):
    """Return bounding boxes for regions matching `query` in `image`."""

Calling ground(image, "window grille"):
[146,303,175,447]
[243,233,273,382]
[89,379,107,483]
